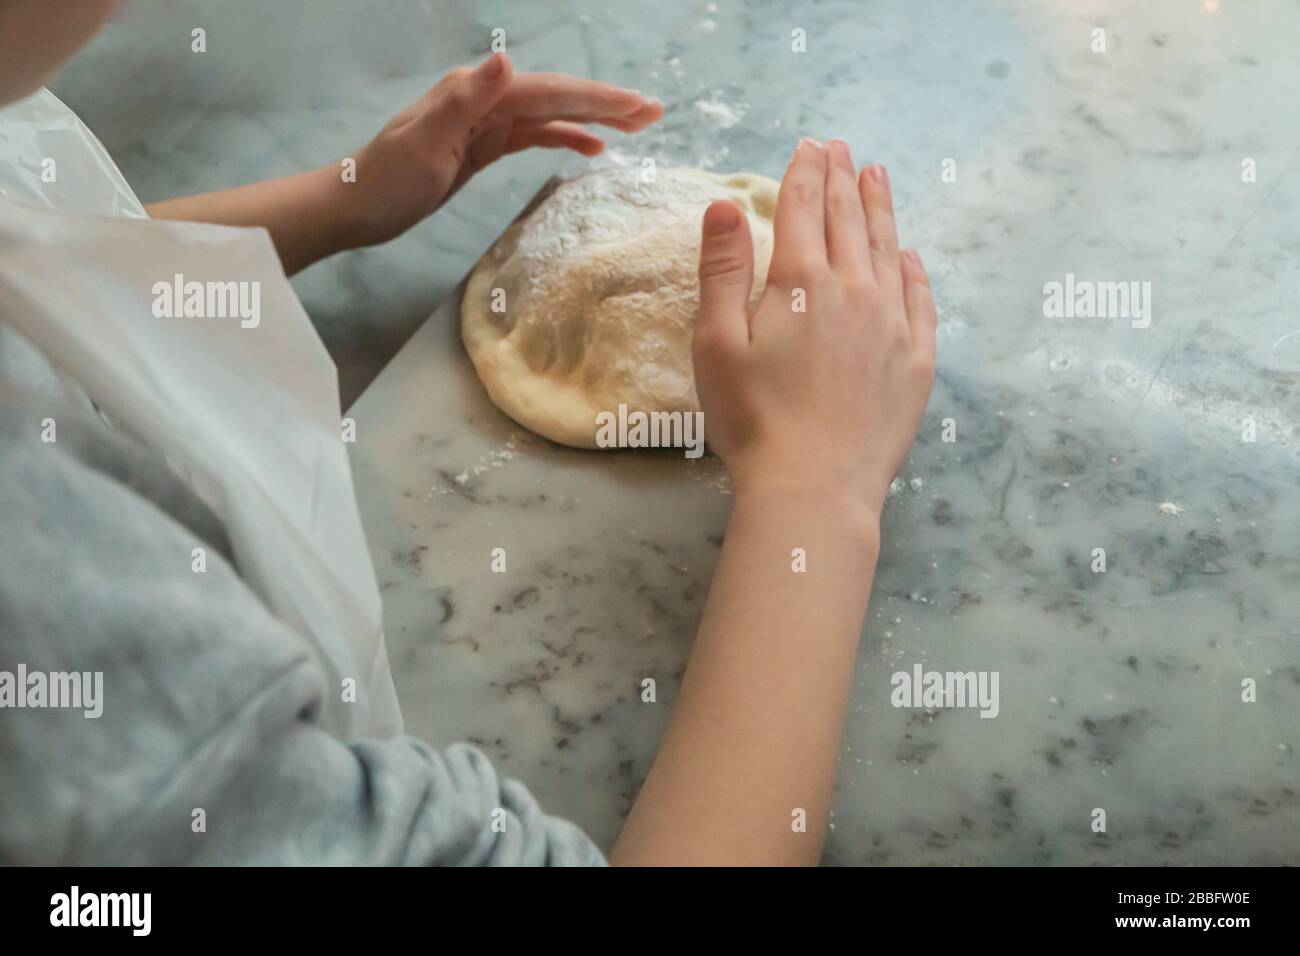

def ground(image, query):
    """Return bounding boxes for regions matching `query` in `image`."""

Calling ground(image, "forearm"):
[610,484,879,866]
[145,164,355,276]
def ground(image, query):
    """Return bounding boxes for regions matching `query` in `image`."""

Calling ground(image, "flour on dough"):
[461,166,777,449]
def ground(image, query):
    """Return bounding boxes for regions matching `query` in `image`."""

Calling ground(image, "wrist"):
[310,161,374,252]
[729,474,882,555]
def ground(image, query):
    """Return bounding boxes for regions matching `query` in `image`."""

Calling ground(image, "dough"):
[461,165,777,449]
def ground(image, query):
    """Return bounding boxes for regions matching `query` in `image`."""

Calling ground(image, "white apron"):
[0,89,402,739]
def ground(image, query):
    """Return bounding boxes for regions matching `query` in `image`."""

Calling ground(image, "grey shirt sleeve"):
[0,396,603,866]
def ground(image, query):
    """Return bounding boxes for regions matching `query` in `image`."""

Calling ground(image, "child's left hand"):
[344,52,662,247]
[147,53,661,275]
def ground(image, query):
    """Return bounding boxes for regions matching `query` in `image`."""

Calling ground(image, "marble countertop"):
[65,0,1298,863]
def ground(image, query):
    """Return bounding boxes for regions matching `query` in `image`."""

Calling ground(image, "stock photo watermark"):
[50,887,150,936]
[151,273,261,329]
[890,664,1000,718]
[0,665,103,718]
[1042,273,1151,329]
[595,403,705,458]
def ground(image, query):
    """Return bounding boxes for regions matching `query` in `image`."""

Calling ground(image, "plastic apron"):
[0,89,402,740]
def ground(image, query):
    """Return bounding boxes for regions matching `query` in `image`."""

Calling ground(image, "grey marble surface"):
[66,1,1299,863]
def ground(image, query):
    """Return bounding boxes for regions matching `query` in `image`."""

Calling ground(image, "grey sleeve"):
[0,412,603,866]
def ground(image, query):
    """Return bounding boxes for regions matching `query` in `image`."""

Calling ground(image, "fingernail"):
[868,164,886,185]
[479,53,504,79]
[703,201,741,236]
[906,249,922,268]
[828,139,852,166]
[798,136,826,152]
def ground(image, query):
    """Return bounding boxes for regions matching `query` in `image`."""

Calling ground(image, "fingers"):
[423,53,514,137]
[823,140,870,280]
[504,120,605,157]
[495,73,654,125]
[902,249,938,364]
[423,61,660,153]
[592,98,665,133]
[858,163,903,304]
[695,201,755,357]
[769,138,828,285]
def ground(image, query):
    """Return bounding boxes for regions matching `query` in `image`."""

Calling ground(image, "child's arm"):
[610,138,937,865]
[146,166,356,277]
[146,53,661,275]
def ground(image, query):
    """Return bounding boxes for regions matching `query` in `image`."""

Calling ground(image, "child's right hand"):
[619,144,933,862]
[693,137,936,527]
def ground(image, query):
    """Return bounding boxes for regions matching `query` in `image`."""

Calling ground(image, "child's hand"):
[692,138,936,527]
[618,139,933,864]
[345,53,662,247]
[146,53,658,274]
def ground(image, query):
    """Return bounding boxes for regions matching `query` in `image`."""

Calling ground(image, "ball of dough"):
[461,165,777,449]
